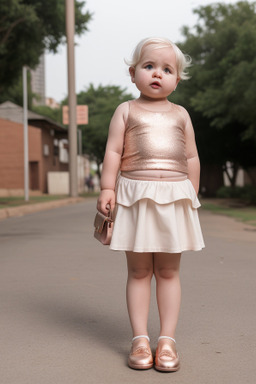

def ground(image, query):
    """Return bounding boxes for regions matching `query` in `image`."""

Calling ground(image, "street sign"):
[62,105,88,125]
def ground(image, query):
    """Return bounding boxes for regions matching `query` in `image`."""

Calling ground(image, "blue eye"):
[164,68,171,74]
[145,64,153,70]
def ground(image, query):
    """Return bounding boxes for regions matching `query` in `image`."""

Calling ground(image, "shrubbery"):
[216,186,256,205]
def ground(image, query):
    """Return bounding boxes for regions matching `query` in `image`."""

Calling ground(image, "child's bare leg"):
[126,251,153,337]
[154,252,181,338]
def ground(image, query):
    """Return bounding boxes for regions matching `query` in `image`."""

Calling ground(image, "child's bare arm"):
[97,102,129,214]
[183,109,200,194]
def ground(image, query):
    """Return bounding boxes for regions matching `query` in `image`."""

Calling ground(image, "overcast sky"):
[45,0,250,102]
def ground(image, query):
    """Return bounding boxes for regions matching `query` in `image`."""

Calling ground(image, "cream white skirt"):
[110,176,205,253]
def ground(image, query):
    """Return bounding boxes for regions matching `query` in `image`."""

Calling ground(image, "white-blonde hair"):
[125,37,191,80]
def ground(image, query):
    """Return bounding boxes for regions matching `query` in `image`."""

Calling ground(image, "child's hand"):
[97,189,115,215]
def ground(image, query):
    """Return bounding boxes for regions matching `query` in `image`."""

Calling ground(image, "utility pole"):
[23,66,29,201]
[66,0,78,197]
[78,129,82,155]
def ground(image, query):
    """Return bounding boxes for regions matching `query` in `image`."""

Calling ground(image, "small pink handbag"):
[94,210,113,245]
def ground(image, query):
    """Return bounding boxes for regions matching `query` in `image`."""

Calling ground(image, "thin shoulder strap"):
[123,100,132,130]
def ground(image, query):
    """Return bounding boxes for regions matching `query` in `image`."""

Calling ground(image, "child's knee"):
[129,266,153,280]
[154,266,179,280]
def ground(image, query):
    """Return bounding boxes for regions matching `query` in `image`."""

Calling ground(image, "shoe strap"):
[132,335,150,342]
[158,336,176,343]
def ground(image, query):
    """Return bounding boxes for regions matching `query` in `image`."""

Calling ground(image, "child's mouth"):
[151,82,161,89]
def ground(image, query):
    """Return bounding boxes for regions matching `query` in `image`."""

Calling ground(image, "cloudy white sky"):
[45,0,250,102]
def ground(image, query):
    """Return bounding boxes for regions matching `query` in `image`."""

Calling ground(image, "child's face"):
[129,45,180,100]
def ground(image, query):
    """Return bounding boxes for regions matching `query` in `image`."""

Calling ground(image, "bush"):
[241,185,256,205]
[216,185,256,205]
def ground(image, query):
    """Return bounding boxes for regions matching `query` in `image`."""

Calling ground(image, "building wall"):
[31,55,45,106]
[0,118,69,194]
[0,118,42,190]
[40,130,69,193]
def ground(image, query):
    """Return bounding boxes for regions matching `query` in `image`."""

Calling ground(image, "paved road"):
[0,199,255,384]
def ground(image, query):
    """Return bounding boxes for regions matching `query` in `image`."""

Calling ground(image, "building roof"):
[0,101,67,133]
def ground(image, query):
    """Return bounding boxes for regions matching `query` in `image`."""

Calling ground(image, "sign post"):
[66,0,77,197]
[62,105,88,156]
[23,66,29,202]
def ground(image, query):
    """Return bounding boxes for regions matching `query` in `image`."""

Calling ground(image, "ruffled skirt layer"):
[110,176,205,253]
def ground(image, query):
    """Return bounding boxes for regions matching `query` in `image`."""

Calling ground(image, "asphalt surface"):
[0,199,255,384]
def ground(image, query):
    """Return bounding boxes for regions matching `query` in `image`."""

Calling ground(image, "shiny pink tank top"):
[120,101,188,174]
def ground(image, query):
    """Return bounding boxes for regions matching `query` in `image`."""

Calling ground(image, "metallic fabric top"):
[120,101,188,174]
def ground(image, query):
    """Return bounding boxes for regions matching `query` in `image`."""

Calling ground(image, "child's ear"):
[175,77,180,90]
[129,67,135,83]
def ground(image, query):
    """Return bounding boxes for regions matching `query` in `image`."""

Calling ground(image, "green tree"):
[171,83,225,195]
[0,69,34,107]
[76,84,133,176]
[0,0,92,93]
[174,1,256,187]
[31,105,63,124]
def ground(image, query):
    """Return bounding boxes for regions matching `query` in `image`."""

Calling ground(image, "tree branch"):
[0,15,8,26]
[0,17,26,45]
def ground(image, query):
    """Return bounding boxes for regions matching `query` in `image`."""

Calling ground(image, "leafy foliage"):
[172,1,256,187]
[0,70,34,107]
[181,1,256,139]
[216,185,256,205]
[76,84,133,175]
[0,0,92,92]
[31,105,63,124]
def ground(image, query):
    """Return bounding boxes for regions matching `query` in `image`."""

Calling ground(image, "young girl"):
[97,37,205,372]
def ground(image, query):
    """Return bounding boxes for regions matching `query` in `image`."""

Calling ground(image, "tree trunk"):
[200,163,224,197]
[244,167,256,186]
[223,162,239,187]
[96,161,101,179]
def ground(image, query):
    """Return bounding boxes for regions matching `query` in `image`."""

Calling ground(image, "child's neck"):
[136,94,171,111]
[138,94,170,105]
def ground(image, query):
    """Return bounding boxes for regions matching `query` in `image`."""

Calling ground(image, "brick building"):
[0,101,69,194]
[31,54,46,106]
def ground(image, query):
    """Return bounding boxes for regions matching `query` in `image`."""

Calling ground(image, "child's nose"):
[153,68,162,78]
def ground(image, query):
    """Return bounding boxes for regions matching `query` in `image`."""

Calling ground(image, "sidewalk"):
[0,196,85,220]
[0,199,255,383]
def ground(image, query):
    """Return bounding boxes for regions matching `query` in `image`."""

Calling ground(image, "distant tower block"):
[31,55,46,106]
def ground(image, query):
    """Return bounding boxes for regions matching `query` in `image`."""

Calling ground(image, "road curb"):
[0,197,86,220]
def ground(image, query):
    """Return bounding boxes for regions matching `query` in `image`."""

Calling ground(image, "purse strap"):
[106,204,113,222]
[106,209,113,222]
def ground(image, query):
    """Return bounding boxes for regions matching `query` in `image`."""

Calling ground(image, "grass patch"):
[0,192,100,209]
[79,191,99,198]
[0,195,69,209]
[202,201,256,227]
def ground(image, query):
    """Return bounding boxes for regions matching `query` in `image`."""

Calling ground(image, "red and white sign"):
[62,105,88,125]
